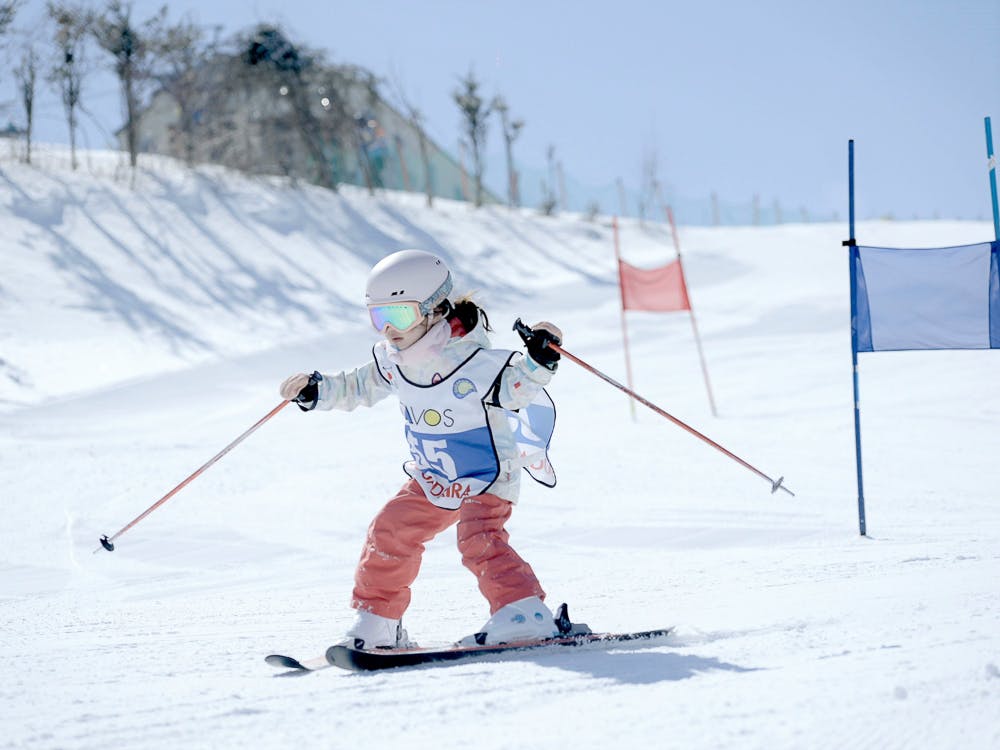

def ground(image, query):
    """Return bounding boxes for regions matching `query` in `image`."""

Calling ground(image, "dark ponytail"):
[441,296,491,332]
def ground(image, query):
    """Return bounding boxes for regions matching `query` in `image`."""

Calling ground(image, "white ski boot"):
[459,596,558,646]
[343,610,416,650]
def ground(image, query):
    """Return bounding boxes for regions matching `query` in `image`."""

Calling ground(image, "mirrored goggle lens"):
[368,303,421,332]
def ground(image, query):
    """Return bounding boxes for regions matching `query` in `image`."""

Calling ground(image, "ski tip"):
[265,654,305,670]
[325,643,356,671]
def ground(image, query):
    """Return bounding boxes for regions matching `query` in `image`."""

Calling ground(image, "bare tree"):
[556,158,567,210]
[350,71,384,195]
[282,38,337,190]
[492,94,523,208]
[148,14,208,167]
[14,44,37,163]
[188,27,320,183]
[539,144,558,216]
[638,144,659,226]
[1,2,20,39]
[453,69,491,207]
[390,77,434,208]
[47,2,90,170]
[92,1,166,169]
[0,0,20,89]
[150,23,396,195]
[193,51,249,172]
[0,0,20,64]
[315,64,363,189]
[407,106,433,208]
[241,26,335,189]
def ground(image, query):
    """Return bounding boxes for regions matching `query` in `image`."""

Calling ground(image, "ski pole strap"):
[293,371,323,411]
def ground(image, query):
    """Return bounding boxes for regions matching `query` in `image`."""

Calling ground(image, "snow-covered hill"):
[1,148,997,749]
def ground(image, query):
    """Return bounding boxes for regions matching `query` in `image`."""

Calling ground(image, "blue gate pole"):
[846,140,867,536]
[986,117,999,241]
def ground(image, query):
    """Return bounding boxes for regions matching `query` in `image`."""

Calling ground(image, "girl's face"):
[384,311,445,349]
[383,320,427,350]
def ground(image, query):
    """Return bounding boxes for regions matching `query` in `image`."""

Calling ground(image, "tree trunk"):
[471,131,484,207]
[124,64,138,167]
[68,101,78,170]
[418,132,433,208]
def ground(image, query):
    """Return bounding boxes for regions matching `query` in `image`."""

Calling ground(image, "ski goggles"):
[368,301,424,333]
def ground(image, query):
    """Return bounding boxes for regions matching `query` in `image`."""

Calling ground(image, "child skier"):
[279,249,563,649]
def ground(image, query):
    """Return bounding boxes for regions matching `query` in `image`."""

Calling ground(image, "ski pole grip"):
[513,318,537,346]
[291,371,323,411]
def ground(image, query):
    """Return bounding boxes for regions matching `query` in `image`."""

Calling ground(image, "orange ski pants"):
[351,478,545,620]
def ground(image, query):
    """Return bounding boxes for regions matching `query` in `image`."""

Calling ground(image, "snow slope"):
[1,148,998,749]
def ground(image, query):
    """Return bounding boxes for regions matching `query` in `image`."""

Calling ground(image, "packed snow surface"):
[1,149,998,749]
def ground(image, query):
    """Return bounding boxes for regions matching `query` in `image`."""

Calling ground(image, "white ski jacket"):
[313,318,555,503]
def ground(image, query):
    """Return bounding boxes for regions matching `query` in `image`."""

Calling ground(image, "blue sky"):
[3,0,999,223]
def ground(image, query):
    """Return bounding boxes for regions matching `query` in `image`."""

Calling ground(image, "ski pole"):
[95,374,320,553]
[513,320,794,496]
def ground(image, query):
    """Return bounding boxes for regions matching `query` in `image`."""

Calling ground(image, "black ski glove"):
[513,319,562,371]
[295,374,321,411]
[281,371,322,411]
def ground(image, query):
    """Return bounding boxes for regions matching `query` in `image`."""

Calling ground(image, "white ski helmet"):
[365,250,453,315]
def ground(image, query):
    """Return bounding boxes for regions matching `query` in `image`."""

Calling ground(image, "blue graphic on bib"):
[512,402,555,448]
[507,391,557,487]
[406,425,497,484]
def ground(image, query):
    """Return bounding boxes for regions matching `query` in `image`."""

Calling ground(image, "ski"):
[265,603,672,674]
[325,627,674,672]
[264,653,333,672]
